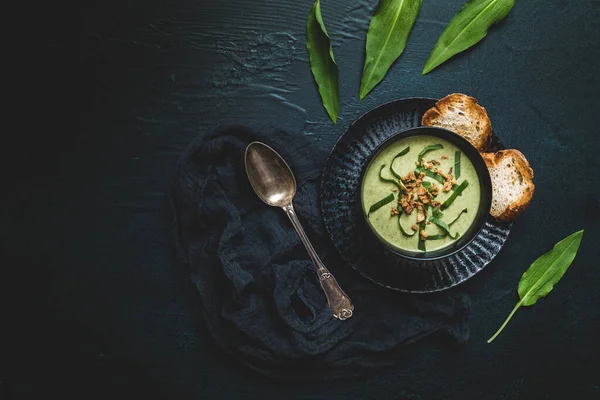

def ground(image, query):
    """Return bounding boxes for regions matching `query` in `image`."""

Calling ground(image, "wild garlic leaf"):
[488,230,584,343]
[423,0,516,75]
[359,0,423,100]
[306,0,340,124]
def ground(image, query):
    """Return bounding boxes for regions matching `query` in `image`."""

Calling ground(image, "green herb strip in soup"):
[362,135,481,253]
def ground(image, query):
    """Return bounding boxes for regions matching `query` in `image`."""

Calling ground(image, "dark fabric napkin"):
[168,127,471,379]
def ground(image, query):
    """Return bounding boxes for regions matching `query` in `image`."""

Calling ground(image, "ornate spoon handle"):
[283,203,354,320]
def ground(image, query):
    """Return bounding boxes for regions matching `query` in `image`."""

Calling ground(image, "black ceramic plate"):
[320,98,512,293]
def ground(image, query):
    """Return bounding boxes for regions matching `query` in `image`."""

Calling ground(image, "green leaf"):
[415,167,442,184]
[395,146,411,158]
[487,230,585,343]
[367,192,395,217]
[390,146,410,184]
[428,216,460,239]
[306,0,340,123]
[398,212,416,237]
[417,143,444,162]
[447,208,468,225]
[359,0,423,99]
[422,0,516,75]
[379,164,405,191]
[440,180,469,210]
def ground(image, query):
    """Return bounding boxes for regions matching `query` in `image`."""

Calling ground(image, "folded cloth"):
[168,127,470,379]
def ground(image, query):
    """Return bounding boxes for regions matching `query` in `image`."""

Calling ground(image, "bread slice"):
[481,150,535,223]
[422,93,492,152]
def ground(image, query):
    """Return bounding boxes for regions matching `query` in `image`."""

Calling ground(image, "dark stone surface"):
[3,0,599,398]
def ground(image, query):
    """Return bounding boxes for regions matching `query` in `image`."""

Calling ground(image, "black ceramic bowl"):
[359,126,493,261]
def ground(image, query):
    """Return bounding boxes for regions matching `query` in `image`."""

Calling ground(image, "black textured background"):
[3,0,600,399]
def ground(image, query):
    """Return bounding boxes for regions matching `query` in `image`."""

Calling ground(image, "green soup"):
[361,135,481,253]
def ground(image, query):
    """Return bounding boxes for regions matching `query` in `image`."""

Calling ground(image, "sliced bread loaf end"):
[482,149,535,223]
[422,93,492,152]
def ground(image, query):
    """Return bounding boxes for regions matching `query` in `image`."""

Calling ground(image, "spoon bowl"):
[245,142,296,207]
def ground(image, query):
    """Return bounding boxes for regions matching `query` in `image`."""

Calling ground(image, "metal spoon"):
[245,141,353,320]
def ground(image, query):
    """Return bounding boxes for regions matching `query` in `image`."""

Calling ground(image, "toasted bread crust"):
[422,93,492,152]
[482,149,535,223]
